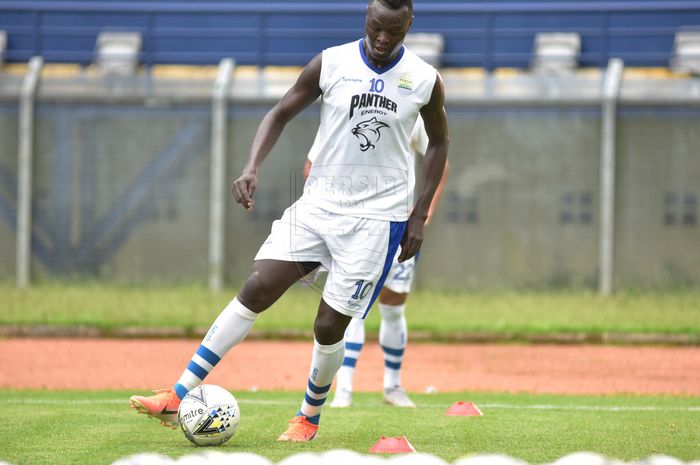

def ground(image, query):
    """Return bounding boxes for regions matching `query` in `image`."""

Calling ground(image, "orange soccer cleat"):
[277,415,319,442]
[129,388,181,429]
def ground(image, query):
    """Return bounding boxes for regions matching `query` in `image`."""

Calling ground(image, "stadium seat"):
[530,32,581,75]
[670,28,700,75]
[403,32,444,68]
[95,31,142,76]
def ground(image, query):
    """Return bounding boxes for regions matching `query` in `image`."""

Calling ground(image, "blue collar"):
[359,38,405,75]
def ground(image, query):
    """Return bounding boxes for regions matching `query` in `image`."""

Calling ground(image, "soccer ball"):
[177,385,240,447]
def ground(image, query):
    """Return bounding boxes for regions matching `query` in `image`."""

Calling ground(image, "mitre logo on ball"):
[177,384,240,447]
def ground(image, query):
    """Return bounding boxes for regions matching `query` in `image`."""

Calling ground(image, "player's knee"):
[314,312,347,345]
[379,287,408,306]
[238,271,278,312]
[380,304,404,322]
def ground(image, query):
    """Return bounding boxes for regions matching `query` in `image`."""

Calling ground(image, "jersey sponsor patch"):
[397,75,414,96]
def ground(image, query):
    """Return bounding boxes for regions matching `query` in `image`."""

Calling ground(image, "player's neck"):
[362,39,400,69]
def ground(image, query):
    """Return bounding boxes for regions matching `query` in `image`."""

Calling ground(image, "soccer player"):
[303,117,449,409]
[129,0,449,442]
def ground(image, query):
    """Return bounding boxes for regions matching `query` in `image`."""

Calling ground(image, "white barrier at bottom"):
[100,451,698,465]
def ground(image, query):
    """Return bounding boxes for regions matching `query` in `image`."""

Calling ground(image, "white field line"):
[477,403,700,412]
[1,398,699,412]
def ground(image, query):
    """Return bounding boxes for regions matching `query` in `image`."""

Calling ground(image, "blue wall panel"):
[609,10,700,27]
[42,12,149,27]
[153,13,259,28]
[0,11,33,26]
[0,1,698,68]
[493,12,603,28]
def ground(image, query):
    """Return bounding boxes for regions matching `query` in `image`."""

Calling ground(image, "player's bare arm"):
[303,158,313,179]
[232,54,323,210]
[425,159,449,225]
[398,72,449,262]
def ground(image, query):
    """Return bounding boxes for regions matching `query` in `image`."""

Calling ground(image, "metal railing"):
[2,58,699,292]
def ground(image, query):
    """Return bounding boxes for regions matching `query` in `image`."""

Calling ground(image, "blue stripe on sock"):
[304,393,327,407]
[297,411,321,425]
[342,357,358,368]
[382,345,404,357]
[187,361,209,380]
[196,345,221,366]
[174,383,189,400]
[345,342,363,352]
[307,379,332,394]
[385,360,402,370]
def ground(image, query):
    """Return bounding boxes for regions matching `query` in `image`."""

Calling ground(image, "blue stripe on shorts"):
[362,220,407,319]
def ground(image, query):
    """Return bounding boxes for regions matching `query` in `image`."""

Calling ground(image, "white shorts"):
[383,252,418,294]
[254,198,406,319]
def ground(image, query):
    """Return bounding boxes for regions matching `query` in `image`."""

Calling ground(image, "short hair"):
[372,0,413,13]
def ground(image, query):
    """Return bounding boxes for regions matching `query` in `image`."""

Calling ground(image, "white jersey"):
[302,39,437,221]
[409,114,428,158]
[309,114,428,163]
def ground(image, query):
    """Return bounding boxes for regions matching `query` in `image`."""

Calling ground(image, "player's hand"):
[398,215,425,262]
[232,171,257,210]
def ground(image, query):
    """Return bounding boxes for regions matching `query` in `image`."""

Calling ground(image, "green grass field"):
[2,283,698,464]
[2,282,699,340]
[0,390,698,465]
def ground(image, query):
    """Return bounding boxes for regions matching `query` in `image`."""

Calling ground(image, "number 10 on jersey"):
[369,78,384,93]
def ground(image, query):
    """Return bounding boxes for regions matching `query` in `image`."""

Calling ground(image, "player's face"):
[364,1,413,65]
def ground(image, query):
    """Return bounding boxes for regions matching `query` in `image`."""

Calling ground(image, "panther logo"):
[351,117,389,152]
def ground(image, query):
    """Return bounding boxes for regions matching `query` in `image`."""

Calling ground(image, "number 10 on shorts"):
[351,280,374,300]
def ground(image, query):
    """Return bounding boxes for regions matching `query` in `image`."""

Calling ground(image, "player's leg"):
[129,259,318,428]
[278,299,351,441]
[278,213,406,441]
[330,316,365,407]
[131,200,328,428]
[379,253,417,407]
[172,259,318,395]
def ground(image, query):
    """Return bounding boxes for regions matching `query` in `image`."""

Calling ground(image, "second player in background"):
[303,115,449,408]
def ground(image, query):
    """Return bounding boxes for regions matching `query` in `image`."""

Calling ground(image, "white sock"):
[299,338,345,425]
[379,303,407,389]
[335,317,365,393]
[174,297,258,399]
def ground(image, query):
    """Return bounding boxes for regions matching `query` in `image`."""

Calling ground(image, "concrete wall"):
[3,102,697,288]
